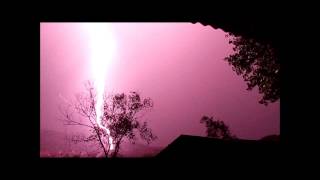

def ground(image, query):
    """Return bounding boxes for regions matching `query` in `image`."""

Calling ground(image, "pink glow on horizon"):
[40,23,280,154]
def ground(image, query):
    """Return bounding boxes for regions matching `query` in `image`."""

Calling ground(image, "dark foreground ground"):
[39,135,282,172]
[41,134,280,164]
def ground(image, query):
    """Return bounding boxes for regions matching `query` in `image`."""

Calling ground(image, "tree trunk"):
[111,136,123,158]
[94,127,108,158]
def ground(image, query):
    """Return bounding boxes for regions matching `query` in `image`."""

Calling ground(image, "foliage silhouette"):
[225,33,280,105]
[200,116,236,140]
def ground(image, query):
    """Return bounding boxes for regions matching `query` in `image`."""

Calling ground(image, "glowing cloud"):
[83,23,116,151]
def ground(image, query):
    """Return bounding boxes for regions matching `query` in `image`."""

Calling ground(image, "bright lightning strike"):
[83,23,116,151]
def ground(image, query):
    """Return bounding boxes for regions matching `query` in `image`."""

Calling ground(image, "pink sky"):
[40,23,279,148]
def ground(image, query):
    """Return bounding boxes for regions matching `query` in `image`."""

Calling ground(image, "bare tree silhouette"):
[59,81,157,158]
[225,33,280,105]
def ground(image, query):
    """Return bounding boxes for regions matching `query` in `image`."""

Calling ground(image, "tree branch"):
[64,121,94,129]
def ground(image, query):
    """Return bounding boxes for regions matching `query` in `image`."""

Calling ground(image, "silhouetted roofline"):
[156,135,279,159]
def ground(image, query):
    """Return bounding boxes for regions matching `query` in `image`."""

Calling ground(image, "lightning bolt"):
[84,23,116,151]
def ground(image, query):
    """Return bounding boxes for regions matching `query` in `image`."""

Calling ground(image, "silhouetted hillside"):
[156,135,280,160]
[260,134,280,142]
